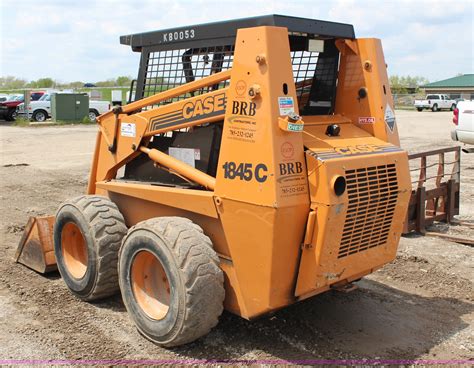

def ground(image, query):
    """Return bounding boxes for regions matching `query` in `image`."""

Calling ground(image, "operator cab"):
[119,15,355,187]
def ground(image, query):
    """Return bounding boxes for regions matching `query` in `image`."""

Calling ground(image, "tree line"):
[1,74,431,92]
[0,76,134,89]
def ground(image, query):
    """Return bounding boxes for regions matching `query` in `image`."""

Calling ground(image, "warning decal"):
[384,103,396,132]
[358,117,375,124]
[120,122,136,137]
[278,97,295,115]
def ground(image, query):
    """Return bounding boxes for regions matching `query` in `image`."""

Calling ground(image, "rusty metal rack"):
[403,146,461,234]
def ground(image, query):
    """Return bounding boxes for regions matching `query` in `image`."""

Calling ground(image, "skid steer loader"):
[16,15,411,346]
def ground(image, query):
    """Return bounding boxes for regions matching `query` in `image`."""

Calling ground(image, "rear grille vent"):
[338,164,399,258]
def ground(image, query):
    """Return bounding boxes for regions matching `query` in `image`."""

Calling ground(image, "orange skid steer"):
[16,15,411,346]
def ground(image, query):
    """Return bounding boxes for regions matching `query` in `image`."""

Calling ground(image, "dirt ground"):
[0,110,472,363]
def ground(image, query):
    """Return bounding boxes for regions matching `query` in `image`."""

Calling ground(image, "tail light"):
[108,104,111,110]
[453,108,459,125]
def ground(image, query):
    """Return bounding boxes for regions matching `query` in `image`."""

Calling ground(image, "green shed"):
[52,93,89,121]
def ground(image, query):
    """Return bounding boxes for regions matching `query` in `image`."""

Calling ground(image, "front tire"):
[432,104,439,112]
[5,110,15,121]
[118,217,224,347]
[53,195,127,301]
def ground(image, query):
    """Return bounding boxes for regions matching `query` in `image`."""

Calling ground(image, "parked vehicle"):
[0,92,45,121]
[452,100,474,152]
[17,93,111,122]
[414,94,456,112]
[87,100,110,122]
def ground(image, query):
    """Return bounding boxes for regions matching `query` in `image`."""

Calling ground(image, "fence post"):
[416,186,426,234]
[446,179,455,224]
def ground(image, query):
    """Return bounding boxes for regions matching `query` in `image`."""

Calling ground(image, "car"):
[0,92,45,121]
[17,93,111,122]
[83,83,96,87]
[414,94,456,112]
[451,100,474,152]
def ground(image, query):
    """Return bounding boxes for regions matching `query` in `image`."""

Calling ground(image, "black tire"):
[432,104,439,112]
[416,107,423,112]
[32,110,48,122]
[5,110,15,121]
[118,217,224,347]
[451,104,456,111]
[88,109,99,122]
[53,195,127,301]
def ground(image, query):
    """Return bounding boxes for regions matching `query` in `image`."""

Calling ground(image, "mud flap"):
[14,216,57,273]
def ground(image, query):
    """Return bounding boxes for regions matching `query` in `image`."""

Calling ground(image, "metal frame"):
[122,15,353,105]
[403,146,461,234]
[120,14,355,51]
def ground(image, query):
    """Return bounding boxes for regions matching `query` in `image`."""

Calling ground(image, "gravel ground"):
[0,110,472,363]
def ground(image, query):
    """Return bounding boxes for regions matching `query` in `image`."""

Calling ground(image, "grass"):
[12,118,30,127]
[13,116,96,127]
[395,105,416,110]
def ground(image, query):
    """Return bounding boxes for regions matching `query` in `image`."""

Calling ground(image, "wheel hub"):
[131,250,171,320]
[61,222,88,279]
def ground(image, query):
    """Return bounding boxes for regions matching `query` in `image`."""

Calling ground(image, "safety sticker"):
[120,122,136,137]
[169,147,196,168]
[358,117,375,124]
[384,103,396,132]
[287,122,304,132]
[278,97,295,115]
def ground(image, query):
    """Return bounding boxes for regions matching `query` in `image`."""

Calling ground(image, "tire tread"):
[124,217,224,346]
[57,195,127,301]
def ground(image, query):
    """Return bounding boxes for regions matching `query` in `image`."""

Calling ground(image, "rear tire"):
[32,110,47,122]
[118,217,224,347]
[432,104,439,112]
[88,109,99,122]
[53,195,127,301]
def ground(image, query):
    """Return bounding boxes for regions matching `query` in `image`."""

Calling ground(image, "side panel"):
[335,38,400,146]
[295,124,412,297]
[214,26,310,318]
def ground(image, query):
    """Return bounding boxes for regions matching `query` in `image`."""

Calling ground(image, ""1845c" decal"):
[222,162,268,182]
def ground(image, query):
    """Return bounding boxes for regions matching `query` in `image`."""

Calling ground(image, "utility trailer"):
[17,15,411,346]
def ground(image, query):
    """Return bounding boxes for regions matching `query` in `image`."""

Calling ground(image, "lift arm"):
[88,70,231,193]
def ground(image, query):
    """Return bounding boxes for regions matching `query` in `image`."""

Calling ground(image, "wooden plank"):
[426,232,474,246]
[450,219,474,229]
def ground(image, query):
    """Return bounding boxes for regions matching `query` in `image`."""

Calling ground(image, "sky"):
[0,0,473,84]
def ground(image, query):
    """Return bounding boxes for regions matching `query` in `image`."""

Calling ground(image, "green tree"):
[28,77,55,88]
[68,81,85,88]
[0,76,28,89]
[116,76,132,87]
[389,75,429,93]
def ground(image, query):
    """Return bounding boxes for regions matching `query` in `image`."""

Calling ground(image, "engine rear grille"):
[338,164,399,258]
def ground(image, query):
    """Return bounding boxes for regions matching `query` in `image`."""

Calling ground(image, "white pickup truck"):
[414,94,457,112]
[451,100,474,153]
[17,93,110,122]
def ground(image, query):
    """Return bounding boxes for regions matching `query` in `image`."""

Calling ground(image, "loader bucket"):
[15,216,57,273]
